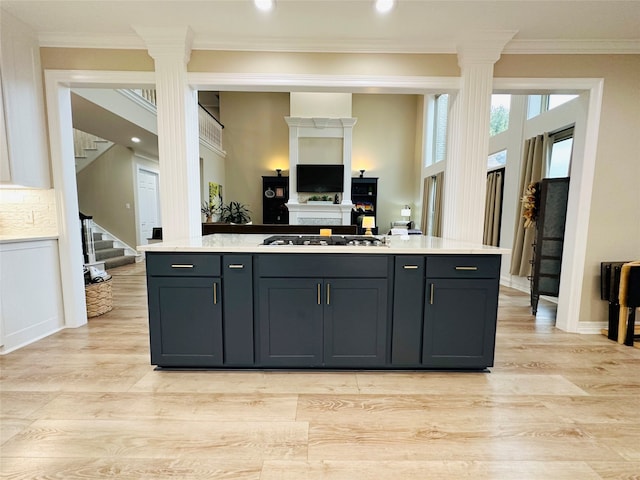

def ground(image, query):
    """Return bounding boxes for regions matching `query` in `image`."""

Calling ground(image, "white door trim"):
[46,69,601,333]
[134,165,161,247]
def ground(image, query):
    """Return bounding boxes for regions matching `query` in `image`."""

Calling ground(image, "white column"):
[442,31,515,243]
[135,27,200,241]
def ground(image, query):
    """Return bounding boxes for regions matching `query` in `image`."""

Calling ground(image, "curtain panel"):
[510,133,548,276]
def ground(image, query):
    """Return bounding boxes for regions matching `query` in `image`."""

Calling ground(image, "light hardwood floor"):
[2,261,639,479]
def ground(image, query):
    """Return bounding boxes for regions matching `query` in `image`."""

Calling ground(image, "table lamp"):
[361,216,375,236]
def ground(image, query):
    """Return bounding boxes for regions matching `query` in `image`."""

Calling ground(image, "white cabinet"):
[0,11,50,188]
[0,239,64,353]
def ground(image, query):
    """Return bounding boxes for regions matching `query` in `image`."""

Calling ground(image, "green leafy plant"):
[201,201,220,222]
[220,201,251,224]
[308,195,333,202]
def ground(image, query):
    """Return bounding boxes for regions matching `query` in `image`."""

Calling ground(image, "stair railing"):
[79,212,96,264]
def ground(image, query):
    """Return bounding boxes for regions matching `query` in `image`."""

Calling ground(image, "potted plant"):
[201,201,220,223]
[307,194,334,204]
[220,201,251,224]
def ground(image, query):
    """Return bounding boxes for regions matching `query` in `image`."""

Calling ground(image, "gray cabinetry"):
[146,253,254,367]
[423,255,500,369]
[145,251,501,370]
[222,255,254,365]
[147,255,223,367]
[258,278,323,367]
[391,256,425,365]
[257,254,389,367]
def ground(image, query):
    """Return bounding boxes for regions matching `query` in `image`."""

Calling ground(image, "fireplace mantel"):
[285,116,357,225]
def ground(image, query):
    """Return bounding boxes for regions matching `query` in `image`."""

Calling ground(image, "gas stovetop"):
[262,235,388,247]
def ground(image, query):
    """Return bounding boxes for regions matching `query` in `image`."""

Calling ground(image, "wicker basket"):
[85,278,113,318]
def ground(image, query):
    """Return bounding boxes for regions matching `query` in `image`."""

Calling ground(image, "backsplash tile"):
[0,189,58,236]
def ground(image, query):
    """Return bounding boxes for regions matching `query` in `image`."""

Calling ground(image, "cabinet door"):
[323,278,388,367]
[391,256,425,365]
[258,278,323,367]
[148,276,223,367]
[422,278,498,369]
[222,255,254,365]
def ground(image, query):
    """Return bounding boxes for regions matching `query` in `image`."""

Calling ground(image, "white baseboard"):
[577,322,608,335]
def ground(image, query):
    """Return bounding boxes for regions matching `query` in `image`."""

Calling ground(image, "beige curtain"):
[420,172,444,236]
[510,134,548,276]
[433,172,444,237]
[420,177,432,234]
[483,169,503,246]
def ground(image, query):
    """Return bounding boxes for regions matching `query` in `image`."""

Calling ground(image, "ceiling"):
[2,0,639,54]
[4,0,637,161]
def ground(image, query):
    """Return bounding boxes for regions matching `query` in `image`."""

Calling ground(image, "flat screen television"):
[296,164,344,192]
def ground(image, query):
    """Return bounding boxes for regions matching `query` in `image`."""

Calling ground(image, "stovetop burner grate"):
[262,235,388,247]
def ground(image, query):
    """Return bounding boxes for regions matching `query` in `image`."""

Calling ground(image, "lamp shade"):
[361,216,375,229]
[401,206,411,217]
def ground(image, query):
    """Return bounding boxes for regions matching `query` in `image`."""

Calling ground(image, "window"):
[527,94,579,119]
[433,94,448,164]
[489,94,510,136]
[547,127,574,178]
[488,149,507,169]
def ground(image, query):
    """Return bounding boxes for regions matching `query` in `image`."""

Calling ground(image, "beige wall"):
[219,91,290,223]
[218,91,419,228]
[189,51,460,77]
[200,144,226,220]
[76,145,137,247]
[495,54,640,324]
[352,94,419,230]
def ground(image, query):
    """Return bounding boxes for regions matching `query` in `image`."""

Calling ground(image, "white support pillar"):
[443,31,516,243]
[135,27,200,242]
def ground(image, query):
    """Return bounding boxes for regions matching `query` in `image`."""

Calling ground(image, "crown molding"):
[37,33,640,55]
[503,39,640,54]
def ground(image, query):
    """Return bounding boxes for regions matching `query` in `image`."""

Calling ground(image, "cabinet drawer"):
[258,254,389,278]
[426,255,500,279]
[146,253,221,277]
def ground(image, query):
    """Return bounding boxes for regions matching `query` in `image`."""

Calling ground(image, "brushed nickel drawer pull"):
[171,264,194,268]
[430,283,434,305]
[228,264,244,269]
[403,265,419,269]
[327,283,331,305]
[455,266,478,271]
[317,283,321,305]
[213,282,218,305]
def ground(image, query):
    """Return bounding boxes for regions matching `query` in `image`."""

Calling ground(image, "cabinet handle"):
[403,265,419,269]
[228,264,244,269]
[317,283,321,305]
[429,283,434,305]
[327,283,331,305]
[455,266,478,271]
[213,282,218,304]
[171,264,194,268]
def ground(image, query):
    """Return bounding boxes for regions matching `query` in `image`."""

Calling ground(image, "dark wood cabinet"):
[530,177,569,314]
[262,176,289,224]
[351,177,378,230]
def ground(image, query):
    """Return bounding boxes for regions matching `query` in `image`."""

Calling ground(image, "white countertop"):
[138,234,510,255]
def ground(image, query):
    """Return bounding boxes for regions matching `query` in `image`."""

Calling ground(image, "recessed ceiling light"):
[375,0,395,14]
[254,0,274,12]
[131,137,141,143]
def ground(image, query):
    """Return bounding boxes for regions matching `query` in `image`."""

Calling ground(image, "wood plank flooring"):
[2,261,640,479]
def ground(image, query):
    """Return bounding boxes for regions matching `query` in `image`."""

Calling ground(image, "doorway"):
[136,167,161,246]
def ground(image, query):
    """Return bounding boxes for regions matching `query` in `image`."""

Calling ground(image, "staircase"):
[74,129,113,173]
[93,232,136,269]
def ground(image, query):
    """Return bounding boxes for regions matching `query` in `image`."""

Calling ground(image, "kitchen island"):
[139,234,508,370]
